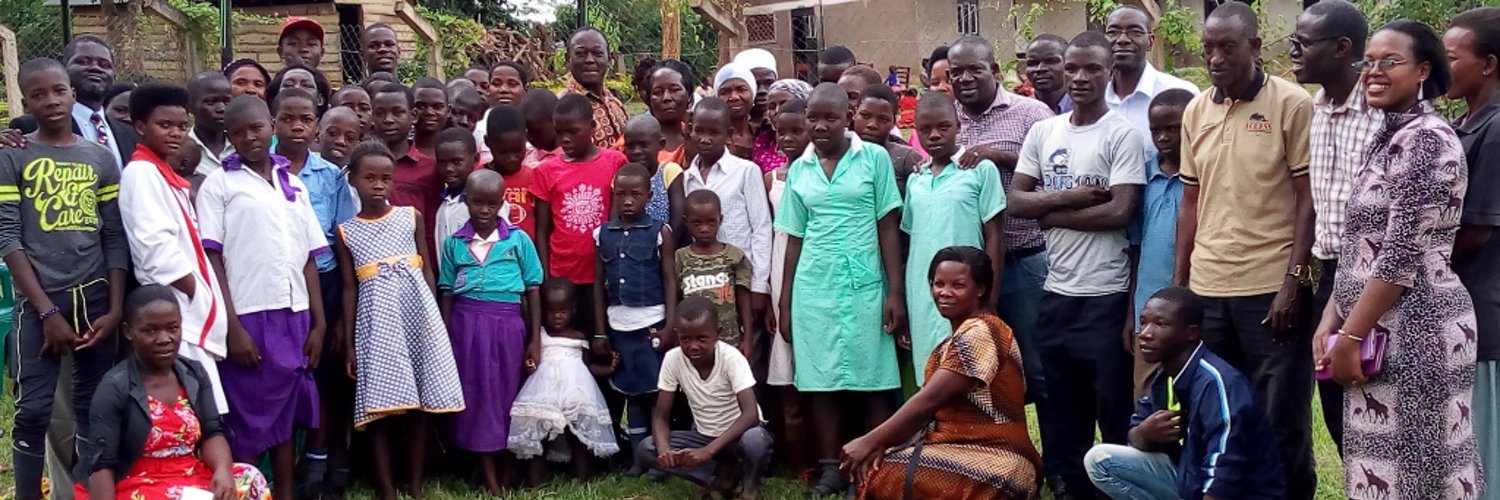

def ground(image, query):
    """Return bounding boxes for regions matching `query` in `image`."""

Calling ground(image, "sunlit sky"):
[510,0,569,22]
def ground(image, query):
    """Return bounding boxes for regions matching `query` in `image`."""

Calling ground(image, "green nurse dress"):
[902,155,1005,385]
[775,134,903,392]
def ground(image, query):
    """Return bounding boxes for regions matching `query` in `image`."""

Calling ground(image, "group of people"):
[4,1,1500,499]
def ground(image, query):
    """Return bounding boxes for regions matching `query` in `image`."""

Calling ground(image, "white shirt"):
[434,189,470,269]
[468,225,500,262]
[191,130,234,176]
[658,342,760,437]
[195,158,328,315]
[72,102,123,170]
[475,108,493,165]
[683,152,773,294]
[1103,63,1199,158]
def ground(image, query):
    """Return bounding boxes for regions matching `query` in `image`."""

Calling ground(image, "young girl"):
[509,278,620,483]
[763,98,810,473]
[334,140,465,500]
[437,169,542,496]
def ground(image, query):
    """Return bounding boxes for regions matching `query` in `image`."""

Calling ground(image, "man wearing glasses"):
[1102,5,1200,159]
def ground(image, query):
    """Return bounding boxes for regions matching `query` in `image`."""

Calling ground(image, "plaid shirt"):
[560,75,629,150]
[955,86,1055,250]
[1309,85,1383,260]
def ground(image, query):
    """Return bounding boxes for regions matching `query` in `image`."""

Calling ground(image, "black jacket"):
[77,356,225,481]
[8,112,138,167]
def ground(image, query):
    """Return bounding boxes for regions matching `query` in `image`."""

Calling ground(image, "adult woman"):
[842,246,1040,499]
[81,285,269,500]
[753,79,812,172]
[223,59,270,100]
[267,64,333,114]
[714,63,757,160]
[1313,20,1484,497]
[646,59,695,165]
[1446,8,1500,495]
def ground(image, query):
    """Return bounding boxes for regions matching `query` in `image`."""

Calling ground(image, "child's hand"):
[679,448,712,468]
[524,339,541,374]
[657,447,680,468]
[345,350,357,380]
[226,324,261,369]
[304,323,325,370]
[611,352,621,370]
[738,338,754,360]
[591,337,613,359]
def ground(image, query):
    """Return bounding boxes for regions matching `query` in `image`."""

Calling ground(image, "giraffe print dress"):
[1334,107,1486,499]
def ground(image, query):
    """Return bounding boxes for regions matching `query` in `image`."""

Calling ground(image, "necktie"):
[90,113,110,148]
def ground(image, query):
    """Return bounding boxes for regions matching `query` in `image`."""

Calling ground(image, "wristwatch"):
[1287,264,1313,285]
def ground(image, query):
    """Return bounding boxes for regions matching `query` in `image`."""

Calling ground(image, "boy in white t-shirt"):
[636,297,772,499]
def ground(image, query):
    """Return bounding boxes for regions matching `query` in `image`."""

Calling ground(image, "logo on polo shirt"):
[1246,113,1272,134]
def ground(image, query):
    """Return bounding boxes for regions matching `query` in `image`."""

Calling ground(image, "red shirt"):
[501,165,536,236]
[390,145,442,253]
[528,149,626,284]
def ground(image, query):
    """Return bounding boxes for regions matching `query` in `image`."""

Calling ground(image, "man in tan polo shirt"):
[1172,3,1317,498]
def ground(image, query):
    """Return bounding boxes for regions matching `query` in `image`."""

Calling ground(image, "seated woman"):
[79,285,270,500]
[841,246,1042,499]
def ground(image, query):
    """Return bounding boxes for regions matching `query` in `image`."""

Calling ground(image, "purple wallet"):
[1316,329,1388,381]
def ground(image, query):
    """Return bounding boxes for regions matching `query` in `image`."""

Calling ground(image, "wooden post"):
[0,25,18,122]
[396,0,443,79]
[688,0,744,64]
[661,0,681,60]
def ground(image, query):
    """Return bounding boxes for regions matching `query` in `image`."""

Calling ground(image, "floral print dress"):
[1333,106,1486,498]
[113,390,270,500]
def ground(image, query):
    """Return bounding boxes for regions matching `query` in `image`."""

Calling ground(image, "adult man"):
[1288,0,1377,457]
[187,72,234,176]
[559,28,627,149]
[1102,6,1200,157]
[1174,4,1317,497]
[1009,32,1144,498]
[3,36,138,170]
[817,45,856,84]
[1025,34,1073,114]
[947,32,1059,488]
[361,23,400,76]
[278,16,326,69]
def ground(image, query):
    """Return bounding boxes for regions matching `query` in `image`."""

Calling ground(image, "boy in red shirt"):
[484,104,536,236]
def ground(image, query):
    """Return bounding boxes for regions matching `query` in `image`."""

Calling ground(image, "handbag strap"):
[901,434,928,500]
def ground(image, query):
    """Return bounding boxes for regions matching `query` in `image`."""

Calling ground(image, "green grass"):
[0,379,1348,499]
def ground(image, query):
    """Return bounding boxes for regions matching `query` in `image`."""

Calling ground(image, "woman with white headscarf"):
[714,63,759,159]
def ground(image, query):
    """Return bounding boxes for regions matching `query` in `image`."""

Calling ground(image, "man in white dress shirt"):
[1102,6,1200,158]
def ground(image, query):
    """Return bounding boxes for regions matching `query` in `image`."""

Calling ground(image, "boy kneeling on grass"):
[636,296,771,500]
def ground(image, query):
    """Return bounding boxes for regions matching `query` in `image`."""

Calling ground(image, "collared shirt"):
[434,187,469,270]
[1130,158,1183,328]
[191,129,234,177]
[1180,71,1313,297]
[1036,92,1074,115]
[1454,98,1500,361]
[684,151,774,294]
[1105,63,1201,158]
[73,102,123,170]
[390,144,442,253]
[1309,85,1383,260]
[475,108,493,165]
[196,154,329,315]
[955,85,1055,251]
[560,75,629,150]
[438,222,543,303]
[285,149,356,273]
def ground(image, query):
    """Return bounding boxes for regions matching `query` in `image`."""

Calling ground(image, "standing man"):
[817,45,856,84]
[1288,0,1377,457]
[361,23,400,77]
[1102,5,1200,157]
[1174,4,1317,497]
[187,72,234,176]
[278,16,326,69]
[1024,34,1072,114]
[64,36,136,170]
[947,33,1060,489]
[559,27,628,150]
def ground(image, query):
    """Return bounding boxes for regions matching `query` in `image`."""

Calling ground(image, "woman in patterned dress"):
[1313,21,1485,498]
[842,246,1041,499]
[82,285,270,500]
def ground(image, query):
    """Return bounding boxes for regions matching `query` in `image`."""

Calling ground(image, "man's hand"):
[1059,185,1112,209]
[226,323,260,369]
[77,312,121,351]
[1136,410,1183,445]
[41,314,79,356]
[1263,278,1302,343]
[0,129,26,150]
[957,145,1016,169]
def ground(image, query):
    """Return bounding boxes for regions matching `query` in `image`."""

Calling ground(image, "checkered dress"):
[338,206,465,429]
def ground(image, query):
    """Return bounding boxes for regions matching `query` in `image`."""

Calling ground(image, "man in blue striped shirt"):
[1085,287,1285,499]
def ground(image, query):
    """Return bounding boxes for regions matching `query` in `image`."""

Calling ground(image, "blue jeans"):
[997,249,1056,471]
[1084,444,1178,499]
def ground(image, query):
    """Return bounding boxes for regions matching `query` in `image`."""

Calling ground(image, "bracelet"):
[37,306,60,321]
[1337,329,1366,343]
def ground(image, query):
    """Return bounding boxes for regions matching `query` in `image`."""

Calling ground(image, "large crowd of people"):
[3,2,1498,499]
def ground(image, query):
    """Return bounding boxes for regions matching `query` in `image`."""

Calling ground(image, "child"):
[530,94,628,333]
[447,87,487,133]
[1128,89,1195,397]
[684,98,773,328]
[903,92,1005,384]
[334,140,465,500]
[593,163,678,448]
[677,190,754,356]
[372,82,442,261]
[330,86,372,136]
[636,297,771,500]
[763,98,809,472]
[412,78,451,157]
[509,278,620,483]
[484,105,536,236]
[855,84,924,196]
[1085,287,1284,499]
[475,61,532,164]
[622,114,685,230]
[173,141,207,201]
[519,88,560,169]
[437,169,543,496]
[197,95,327,500]
[1,57,129,500]
[433,127,480,268]
[776,83,905,496]
[317,106,362,168]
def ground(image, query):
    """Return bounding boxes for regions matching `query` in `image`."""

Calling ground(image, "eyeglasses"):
[1351,59,1410,71]
[1104,28,1150,40]
[1289,36,1341,52]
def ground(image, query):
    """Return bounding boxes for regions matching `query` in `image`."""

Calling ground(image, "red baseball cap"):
[278,16,325,43]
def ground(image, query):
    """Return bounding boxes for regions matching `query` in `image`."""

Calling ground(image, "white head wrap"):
[732,48,779,80]
[713,63,756,94]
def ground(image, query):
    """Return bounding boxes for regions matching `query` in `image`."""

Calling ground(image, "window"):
[957,0,980,36]
[748,14,776,43]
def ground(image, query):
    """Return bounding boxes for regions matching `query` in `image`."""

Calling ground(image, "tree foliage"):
[550,0,718,88]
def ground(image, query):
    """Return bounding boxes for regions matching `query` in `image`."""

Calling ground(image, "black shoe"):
[295,457,327,500]
[807,460,845,497]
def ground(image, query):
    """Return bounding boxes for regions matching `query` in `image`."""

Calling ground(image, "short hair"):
[123,284,178,324]
[225,94,271,123]
[347,139,395,176]
[486,104,526,136]
[62,35,111,64]
[556,93,593,120]
[267,64,332,111]
[364,71,397,85]
[362,22,396,40]
[541,276,576,304]
[820,45,856,65]
[677,296,719,325]
[187,71,227,100]
[567,27,608,53]
[130,83,190,123]
[950,35,996,62]
[924,45,949,73]
[841,65,884,89]
[809,82,848,109]
[1207,1,1259,38]
[685,188,722,213]
[778,98,808,116]
[1377,20,1451,100]
[222,58,270,83]
[860,83,900,110]
[927,246,995,303]
[1148,286,1206,326]
[692,96,730,123]
[1451,7,1500,77]
[1305,0,1369,55]
[614,162,651,185]
[18,57,66,85]
[520,88,558,121]
[1149,88,1195,110]
[650,59,696,93]
[492,61,534,85]
[414,76,445,91]
[106,82,137,104]
[632,55,660,92]
[916,90,956,115]
[1107,4,1153,25]
[272,87,318,114]
[1069,31,1111,52]
[1029,34,1068,50]
[332,86,368,103]
[436,126,478,156]
[374,81,414,107]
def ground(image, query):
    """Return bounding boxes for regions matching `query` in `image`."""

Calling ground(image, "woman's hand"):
[210,468,235,500]
[1324,335,1368,388]
[1312,313,1343,371]
[840,436,884,485]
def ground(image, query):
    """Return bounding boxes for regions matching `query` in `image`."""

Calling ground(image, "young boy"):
[1085,286,1285,499]
[484,104,536,236]
[519,88,560,169]
[1007,32,1145,495]
[1,57,130,500]
[531,94,628,333]
[448,87,488,133]
[684,98,772,328]
[1128,89,1195,397]
[372,82,442,260]
[317,106,362,168]
[412,78,451,157]
[434,127,480,268]
[330,86,372,136]
[622,114,685,230]
[173,141,207,201]
[677,189,755,357]
[637,297,770,500]
[198,94,327,500]
[854,84,924,196]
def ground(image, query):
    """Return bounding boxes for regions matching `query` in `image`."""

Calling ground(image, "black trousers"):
[1201,290,1317,500]
[1313,259,1345,457]
[1038,292,1133,489]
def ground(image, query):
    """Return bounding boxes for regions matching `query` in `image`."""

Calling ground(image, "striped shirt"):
[1309,85,1383,260]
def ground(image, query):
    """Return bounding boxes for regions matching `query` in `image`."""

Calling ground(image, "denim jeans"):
[997,249,1056,472]
[1084,444,1178,500]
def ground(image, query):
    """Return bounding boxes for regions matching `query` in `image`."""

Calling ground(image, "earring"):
[1419,78,1426,100]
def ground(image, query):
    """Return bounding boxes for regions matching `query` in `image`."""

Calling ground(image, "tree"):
[552,0,718,85]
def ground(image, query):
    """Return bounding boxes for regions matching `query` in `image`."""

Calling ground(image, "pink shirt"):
[528,149,627,283]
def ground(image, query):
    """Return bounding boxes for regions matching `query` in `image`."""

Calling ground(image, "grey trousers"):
[634,427,773,492]
[46,355,76,500]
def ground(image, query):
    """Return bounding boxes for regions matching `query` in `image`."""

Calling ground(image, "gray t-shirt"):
[1016,111,1145,296]
[0,134,128,291]
[1455,104,1500,361]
